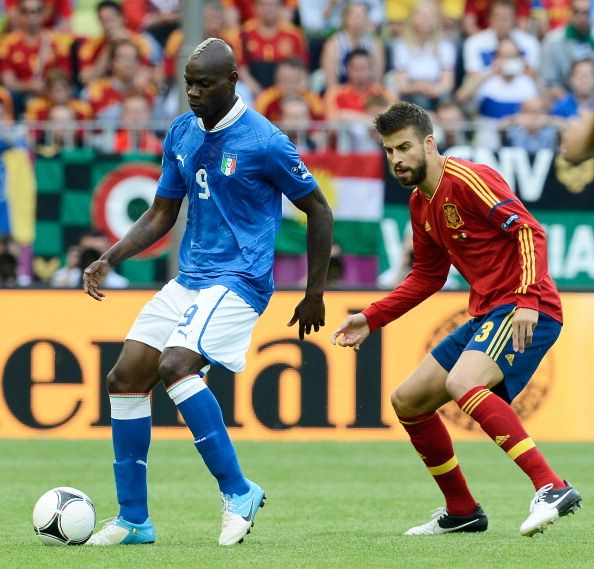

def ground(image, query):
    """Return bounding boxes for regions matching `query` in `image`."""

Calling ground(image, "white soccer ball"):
[33,487,96,546]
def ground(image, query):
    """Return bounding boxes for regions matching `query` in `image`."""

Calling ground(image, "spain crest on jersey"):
[443,203,464,229]
[221,152,237,176]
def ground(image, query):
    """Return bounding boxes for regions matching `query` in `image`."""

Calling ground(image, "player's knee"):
[106,367,135,394]
[391,386,415,417]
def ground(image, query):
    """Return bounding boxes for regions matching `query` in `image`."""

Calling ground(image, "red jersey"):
[5,0,72,29]
[85,77,155,118]
[324,83,393,116]
[255,86,325,122]
[241,19,309,66]
[0,30,73,80]
[363,157,562,331]
[25,97,92,122]
[78,34,151,75]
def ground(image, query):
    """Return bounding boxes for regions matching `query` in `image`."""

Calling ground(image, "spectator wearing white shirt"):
[457,37,539,150]
[389,0,455,111]
[463,0,540,77]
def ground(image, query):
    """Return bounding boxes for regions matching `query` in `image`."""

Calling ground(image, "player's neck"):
[202,96,239,131]
[417,155,446,199]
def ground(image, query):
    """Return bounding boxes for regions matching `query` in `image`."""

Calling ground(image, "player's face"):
[184,58,237,124]
[382,127,429,187]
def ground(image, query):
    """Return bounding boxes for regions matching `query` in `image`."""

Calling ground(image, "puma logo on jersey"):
[176,153,187,168]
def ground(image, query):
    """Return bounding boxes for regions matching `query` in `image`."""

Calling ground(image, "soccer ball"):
[32,487,96,546]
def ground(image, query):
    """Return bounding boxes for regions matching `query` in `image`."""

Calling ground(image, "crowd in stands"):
[0,0,592,287]
[0,0,590,153]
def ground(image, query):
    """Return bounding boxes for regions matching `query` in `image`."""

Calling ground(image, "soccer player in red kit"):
[331,101,582,537]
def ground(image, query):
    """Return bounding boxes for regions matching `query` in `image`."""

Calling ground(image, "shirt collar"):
[197,96,247,132]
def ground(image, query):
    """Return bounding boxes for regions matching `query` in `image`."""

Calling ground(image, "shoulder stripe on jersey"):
[516,224,536,294]
[445,165,498,208]
[446,161,500,208]
[488,198,521,217]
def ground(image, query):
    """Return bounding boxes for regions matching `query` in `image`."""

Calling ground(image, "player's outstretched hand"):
[287,295,326,340]
[330,313,370,352]
[512,307,538,354]
[82,259,110,301]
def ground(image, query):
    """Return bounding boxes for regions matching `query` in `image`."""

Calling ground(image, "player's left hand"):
[512,307,539,353]
[287,295,325,340]
[82,259,110,301]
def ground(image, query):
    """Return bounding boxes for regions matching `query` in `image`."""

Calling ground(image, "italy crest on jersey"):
[221,153,237,176]
[443,203,464,229]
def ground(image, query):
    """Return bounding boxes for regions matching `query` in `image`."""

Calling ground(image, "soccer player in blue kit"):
[82,38,333,546]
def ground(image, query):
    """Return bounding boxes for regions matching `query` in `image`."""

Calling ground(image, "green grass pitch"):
[1,439,592,569]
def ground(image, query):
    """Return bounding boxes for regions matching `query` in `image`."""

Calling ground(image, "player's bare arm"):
[331,312,370,352]
[83,196,183,301]
[287,187,333,339]
[512,307,539,354]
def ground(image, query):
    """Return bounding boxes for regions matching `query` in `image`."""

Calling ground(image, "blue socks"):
[110,394,151,524]
[168,375,249,496]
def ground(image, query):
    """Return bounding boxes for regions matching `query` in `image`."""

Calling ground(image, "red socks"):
[458,386,564,490]
[397,412,478,515]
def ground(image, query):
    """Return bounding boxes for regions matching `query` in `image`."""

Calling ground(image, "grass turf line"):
[1,440,592,569]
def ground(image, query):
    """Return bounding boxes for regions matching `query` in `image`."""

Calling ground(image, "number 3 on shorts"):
[474,321,494,342]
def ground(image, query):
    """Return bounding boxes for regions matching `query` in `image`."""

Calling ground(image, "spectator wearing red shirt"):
[122,0,180,48]
[222,0,297,24]
[255,58,324,123]
[0,0,74,117]
[4,0,73,32]
[112,95,162,154]
[240,0,309,96]
[25,69,92,123]
[77,0,152,86]
[84,40,155,123]
[324,48,394,151]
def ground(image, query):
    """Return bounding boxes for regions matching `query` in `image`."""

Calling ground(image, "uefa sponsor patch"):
[221,152,237,176]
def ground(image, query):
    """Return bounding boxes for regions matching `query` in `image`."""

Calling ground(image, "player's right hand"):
[82,259,110,301]
[330,313,370,352]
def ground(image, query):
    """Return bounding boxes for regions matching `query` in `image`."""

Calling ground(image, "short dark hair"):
[374,101,433,139]
[97,0,122,14]
[345,48,370,66]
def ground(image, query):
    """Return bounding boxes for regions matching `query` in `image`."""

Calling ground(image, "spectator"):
[0,0,74,117]
[551,58,594,118]
[325,48,394,152]
[320,2,385,91]
[240,0,309,95]
[504,96,559,153]
[433,99,472,150]
[25,69,92,125]
[3,0,73,32]
[462,0,532,35]
[112,95,162,154]
[77,0,153,86]
[530,0,573,39]
[540,0,594,101]
[50,229,129,288]
[162,1,243,84]
[84,40,155,124]
[35,103,80,155]
[463,0,540,77]
[278,95,319,152]
[561,109,594,161]
[222,0,297,24]
[122,0,180,48]
[389,0,456,111]
[255,58,325,123]
[457,36,539,150]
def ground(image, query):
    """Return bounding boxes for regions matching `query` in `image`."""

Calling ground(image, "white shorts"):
[126,280,259,372]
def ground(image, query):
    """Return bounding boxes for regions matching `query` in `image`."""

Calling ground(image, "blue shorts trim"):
[431,304,562,402]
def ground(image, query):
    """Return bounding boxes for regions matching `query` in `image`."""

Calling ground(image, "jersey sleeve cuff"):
[515,294,540,312]
[156,186,185,199]
[362,305,383,333]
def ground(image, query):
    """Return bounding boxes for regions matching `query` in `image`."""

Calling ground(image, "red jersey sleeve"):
[462,164,550,313]
[363,194,451,332]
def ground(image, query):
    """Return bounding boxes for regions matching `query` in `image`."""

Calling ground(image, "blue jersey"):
[156,97,316,314]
